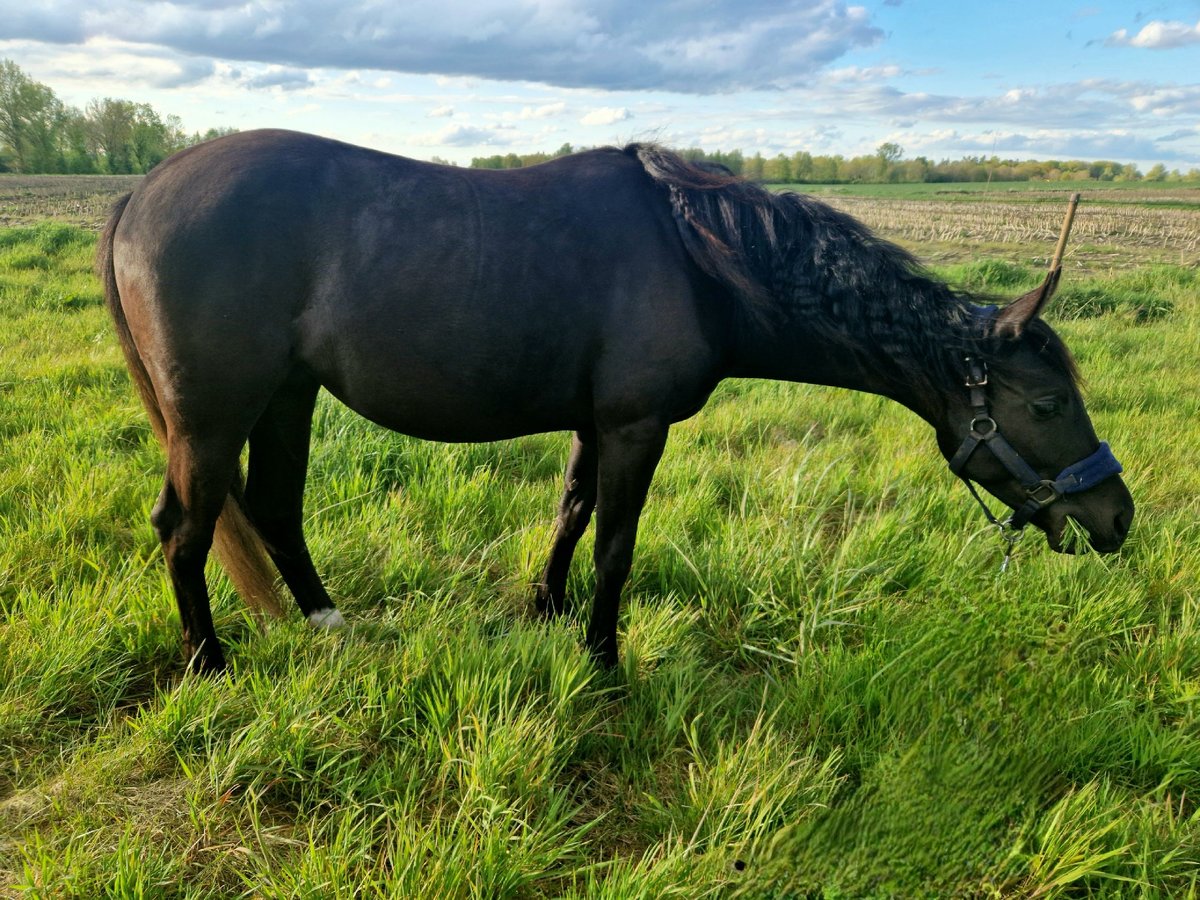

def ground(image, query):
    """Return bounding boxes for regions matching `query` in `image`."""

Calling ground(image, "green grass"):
[2,222,1199,896]
[938,259,1184,321]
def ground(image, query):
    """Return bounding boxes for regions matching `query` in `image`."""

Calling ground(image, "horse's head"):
[934,270,1134,554]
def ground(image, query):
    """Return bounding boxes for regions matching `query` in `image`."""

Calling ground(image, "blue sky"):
[1,0,1198,169]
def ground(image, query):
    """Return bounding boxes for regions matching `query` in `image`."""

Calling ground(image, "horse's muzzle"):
[1041,479,1134,555]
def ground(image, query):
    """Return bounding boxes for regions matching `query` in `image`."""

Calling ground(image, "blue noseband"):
[1052,441,1123,495]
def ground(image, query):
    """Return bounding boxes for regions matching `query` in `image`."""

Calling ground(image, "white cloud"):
[824,64,903,84]
[1107,19,1200,50]
[1120,84,1200,117]
[778,77,1200,132]
[241,65,311,91]
[1000,88,1036,105]
[4,36,216,89]
[410,123,519,147]
[1158,127,1200,143]
[2,3,1196,171]
[580,106,631,126]
[1,0,883,93]
[896,126,1180,164]
[518,101,566,120]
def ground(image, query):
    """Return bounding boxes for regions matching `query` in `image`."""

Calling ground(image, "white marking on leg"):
[307,608,346,630]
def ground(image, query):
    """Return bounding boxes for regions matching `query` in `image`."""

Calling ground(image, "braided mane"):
[629,143,998,390]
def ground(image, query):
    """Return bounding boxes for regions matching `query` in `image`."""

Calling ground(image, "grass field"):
[1,183,1199,896]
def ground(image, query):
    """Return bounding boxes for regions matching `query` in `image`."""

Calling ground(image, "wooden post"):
[1050,192,1081,271]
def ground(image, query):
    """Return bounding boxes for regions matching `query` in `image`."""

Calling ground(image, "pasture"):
[1,177,1199,896]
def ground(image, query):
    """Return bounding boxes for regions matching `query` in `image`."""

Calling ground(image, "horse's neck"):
[729,318,945,427]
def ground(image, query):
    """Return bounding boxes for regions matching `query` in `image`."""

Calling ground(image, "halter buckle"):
[964,358,988,388]
[1026,480,1059,507]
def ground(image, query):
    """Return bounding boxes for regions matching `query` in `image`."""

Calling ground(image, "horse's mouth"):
[1045,516,1126,555]
[1047,530,1082,555]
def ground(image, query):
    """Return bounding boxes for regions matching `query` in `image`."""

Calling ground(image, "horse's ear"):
[992,266,1062,340]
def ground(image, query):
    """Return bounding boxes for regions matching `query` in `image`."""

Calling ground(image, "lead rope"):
[998,530,1023,574]
[961,476,1024,574]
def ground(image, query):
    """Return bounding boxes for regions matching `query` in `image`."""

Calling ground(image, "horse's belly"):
[307,327,590,442]
[334,384,579,442]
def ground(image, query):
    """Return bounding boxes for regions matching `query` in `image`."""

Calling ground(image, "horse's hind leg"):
[244,370,342,628]
[152,436,246,674]
[535,429,598,617]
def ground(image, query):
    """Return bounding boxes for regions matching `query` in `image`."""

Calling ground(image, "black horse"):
[97,130,1133,673]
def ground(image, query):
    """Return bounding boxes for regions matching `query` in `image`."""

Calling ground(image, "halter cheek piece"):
[948,356,1123,534]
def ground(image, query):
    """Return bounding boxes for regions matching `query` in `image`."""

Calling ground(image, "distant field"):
[0,174,142,230]
[2,187,1200,897]
[785,179,1200,201]
[7,173,1197,274]
[774,181,1200,272]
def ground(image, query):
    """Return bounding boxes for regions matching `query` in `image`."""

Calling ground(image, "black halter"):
[948,356,1123,536]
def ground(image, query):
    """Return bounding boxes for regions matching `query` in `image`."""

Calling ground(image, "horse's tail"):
[98,196,284,617]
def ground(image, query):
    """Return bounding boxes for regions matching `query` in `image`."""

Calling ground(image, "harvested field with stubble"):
[782,181,1200,271]
[823,194,1200,269]
[0,175,143,230]
[7,171,1197,270]
[2,177,1200,897]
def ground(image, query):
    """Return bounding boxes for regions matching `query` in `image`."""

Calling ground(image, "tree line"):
[472,140,1200,185]
[0,60,235,174]
[4,58,1196,184]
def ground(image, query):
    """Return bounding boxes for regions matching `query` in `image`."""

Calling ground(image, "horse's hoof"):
[186,646,227,676]
[534,590,570,618]
[586,638,619,670]
[308,607,347,630]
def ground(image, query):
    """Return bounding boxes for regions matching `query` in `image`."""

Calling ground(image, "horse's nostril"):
[1113,509,1132,542]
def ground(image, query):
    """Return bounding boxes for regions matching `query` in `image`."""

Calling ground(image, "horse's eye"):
[1029,397,1060,419]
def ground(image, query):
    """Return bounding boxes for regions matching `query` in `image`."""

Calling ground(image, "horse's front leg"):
[536,429,599,617]
[586,419,669,667]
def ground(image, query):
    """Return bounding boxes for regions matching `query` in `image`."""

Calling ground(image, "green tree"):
[744,152,766,180]
[61,110,96,173]
[897,156,932,183]
[83,99,189,173]
[197,126,240,143]
[875,141,903,180]
[0,58,235,173]
[20,83,68,172]
[763,153,792,183]
[809,155,841,183]
[0,59,66,172]
[85,98,137,173]
[790,151,814,182]
[128,104,187,171]
[841,154,878,183]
